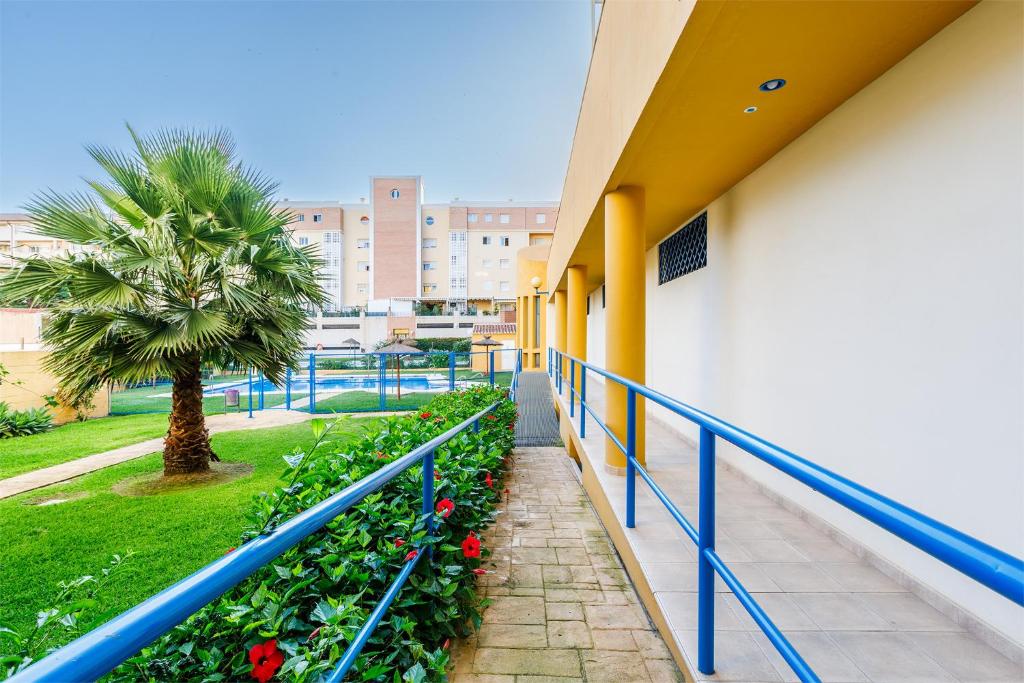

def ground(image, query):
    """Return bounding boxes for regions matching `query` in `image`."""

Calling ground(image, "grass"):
[306,390,437,413]
[109,386,305,415]
[0,417,376,639]
[0,414,172,479]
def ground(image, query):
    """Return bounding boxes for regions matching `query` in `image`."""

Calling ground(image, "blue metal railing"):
[11,402,504,682]
[550,348,1024,683]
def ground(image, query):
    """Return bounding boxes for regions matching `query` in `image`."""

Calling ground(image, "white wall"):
[643,1,1023,642]
[586,286,607,379]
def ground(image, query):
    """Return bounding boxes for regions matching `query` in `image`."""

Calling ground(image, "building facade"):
[534,0,1023,677]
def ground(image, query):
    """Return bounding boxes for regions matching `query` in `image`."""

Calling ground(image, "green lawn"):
[109,386,306,415]
[307,390,437,413]
[0,418,375,639]
[0,413,172,480]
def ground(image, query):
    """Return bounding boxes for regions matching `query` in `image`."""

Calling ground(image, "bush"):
[0,403,54,439]
[108,385,515,681]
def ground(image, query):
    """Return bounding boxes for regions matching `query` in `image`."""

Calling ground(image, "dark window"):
[586,295,591,315]
[658,212,707,284]
[601,285,605,309]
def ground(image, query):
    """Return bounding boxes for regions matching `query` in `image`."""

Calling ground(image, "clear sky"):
[0,1,594,212]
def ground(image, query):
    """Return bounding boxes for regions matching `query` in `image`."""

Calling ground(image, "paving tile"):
[582,650,652,682]
[478,624,548,648]
[474,648,581,677]
[483,596,547,625]
[644,658,687,683]
[545,602,583,621]
[750,630,868,682]
[856,593,963,631]
[633,629,674,659]
[546,620,593,648]
[789,593,890,631]
[554,547,591,565]
[903,632,1024,681]
[757,563,844,592]
[591,629,637,651]
[675,630,783,681]
[829,631,957,682]
[815,562,904,592]
[584,603,649,630]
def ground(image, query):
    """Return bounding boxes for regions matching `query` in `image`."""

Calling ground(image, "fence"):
[9,401,506,682]
[549,348,1024,683]
[110,349,522,416]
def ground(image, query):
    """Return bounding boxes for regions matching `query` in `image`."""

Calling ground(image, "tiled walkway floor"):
[450,446,685,682]
[552,378,1024,682]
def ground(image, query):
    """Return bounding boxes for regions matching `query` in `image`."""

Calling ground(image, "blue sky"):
[0,1,593,211]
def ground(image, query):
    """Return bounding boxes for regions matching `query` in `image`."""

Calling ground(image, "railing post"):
[626,387,636,528]
[258,372,265,411]
[569,359,576,418]
[489,350,495,386]
[308,353,316,413]
[285,367,292,410]
[422,448,435,556]
[448,351,455,391]
[548,348,552,376]
[247,367,253,419]
[580,367,586,438]
[698,426,716,675]
[379,354,386,412]
[473,418,480,433]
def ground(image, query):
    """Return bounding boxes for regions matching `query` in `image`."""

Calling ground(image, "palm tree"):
[0,127,325,475]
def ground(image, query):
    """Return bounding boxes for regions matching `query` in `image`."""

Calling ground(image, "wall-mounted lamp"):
[530,276,549,295]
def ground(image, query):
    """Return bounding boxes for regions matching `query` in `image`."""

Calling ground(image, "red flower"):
[225,547,236,554]
[443,638,451,650]
[434,469,441,480]
[394,538,405,548]
[472,568,488,575]
[507,424,514,431]
[485,414,497,421]
[248,639,284,683]
[420,411,432,419]
[436,498,455,518]
[485,472,493,488]
[462,532,481,558]
[405,549,419,562]
[306,627,321,642]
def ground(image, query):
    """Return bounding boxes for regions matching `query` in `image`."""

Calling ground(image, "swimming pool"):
[204,374,458,395]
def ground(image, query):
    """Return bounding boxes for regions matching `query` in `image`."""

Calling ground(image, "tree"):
[0,127,325,475]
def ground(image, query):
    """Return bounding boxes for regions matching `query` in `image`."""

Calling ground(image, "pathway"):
[450,446,684,682]
[552,378,1024,682]
[514,371,562,447]
[0,409,400,500]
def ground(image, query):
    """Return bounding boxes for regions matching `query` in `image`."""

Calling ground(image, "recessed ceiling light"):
[744,106,758,114]
[759,78,786,92]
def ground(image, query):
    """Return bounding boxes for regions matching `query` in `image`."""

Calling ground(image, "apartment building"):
[0,213,90,271]
[279,176,557,316]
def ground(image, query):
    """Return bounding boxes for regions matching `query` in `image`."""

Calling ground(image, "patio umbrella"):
[376,340,420,400]
[340,337,362,351]
[472,336,504,378]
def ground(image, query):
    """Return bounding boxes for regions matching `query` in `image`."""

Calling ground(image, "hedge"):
[112,385,516,682]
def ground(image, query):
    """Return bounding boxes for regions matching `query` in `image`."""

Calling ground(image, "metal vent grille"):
[658,212,707,285]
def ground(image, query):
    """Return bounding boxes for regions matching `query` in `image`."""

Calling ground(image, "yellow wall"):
[0,350,109,423]
[514,245,551,370]
[470,333,515,372]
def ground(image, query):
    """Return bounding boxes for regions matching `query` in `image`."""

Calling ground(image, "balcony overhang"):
[547,0,975,295]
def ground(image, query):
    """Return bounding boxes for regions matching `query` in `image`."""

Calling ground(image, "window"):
[298,236,309,246]
[356,239,370,249]
[483,281,493,292]
[390,188,400,199]
[499,258,510,269]
[423,262,436,271]
[500,236,510,247]
[499,281,510,292]
[422,284,437,294]
[422,238,437,248]
[484,213,493,223]
[323,231,340,243]
[529,236,551,246]
[481,235,492,245]
[468,213,478,223]
[29,246,40,254]
[658,211,708,284]
[358,261,370,272]
[297,214,305,222]
[482,258,494,269]
[535,213,547,225]
[499,213,510,224]
[602,284,606,308]
[357,283,368,293]
[313,213,323,223]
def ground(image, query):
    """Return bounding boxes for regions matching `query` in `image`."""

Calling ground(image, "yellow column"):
[554,289,568,381]
[516,296,523,351]
[567,265,587,384]
[604,186,645,470]
[524,293,534,368]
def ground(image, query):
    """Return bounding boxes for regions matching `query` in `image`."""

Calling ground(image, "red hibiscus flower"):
[507,424,514,431]
[485,472,493,488]
[405,549,419,562]
[485,414,497,421]
[472,568,488,575]
[248,639,284,683]
[436,498,455,518]
[420,411,432,419]
[462,532,481,558]
[394,538,405,548]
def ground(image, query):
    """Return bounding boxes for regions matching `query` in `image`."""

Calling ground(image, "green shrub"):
[0,403,54,439]
[108,385,515,681]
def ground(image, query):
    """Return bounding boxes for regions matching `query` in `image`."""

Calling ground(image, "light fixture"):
[759,78,786,92]
[530,276,542,289]
[744,106,758,114]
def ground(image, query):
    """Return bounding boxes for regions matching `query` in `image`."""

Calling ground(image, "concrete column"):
[567,265,588,384]
[604,186,645,470]
[523,294,534,368]
[554,289,568,380]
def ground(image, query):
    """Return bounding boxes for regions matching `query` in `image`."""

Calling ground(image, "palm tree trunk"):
[163,355,214,475]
